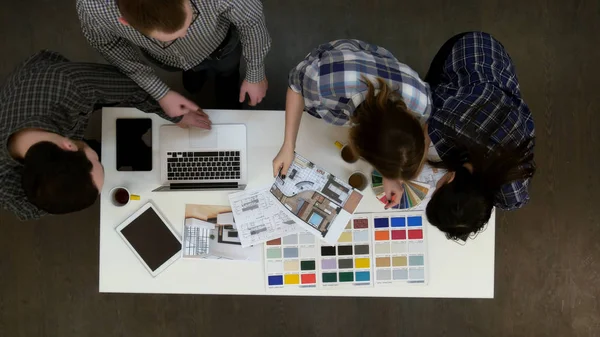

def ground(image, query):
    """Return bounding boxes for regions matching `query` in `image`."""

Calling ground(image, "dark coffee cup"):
[348,172,368,191]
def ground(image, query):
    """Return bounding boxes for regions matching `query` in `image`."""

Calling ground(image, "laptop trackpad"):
[189,128,218,148]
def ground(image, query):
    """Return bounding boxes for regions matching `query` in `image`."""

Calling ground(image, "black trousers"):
[424,32,470,86]
[143,27,242,110]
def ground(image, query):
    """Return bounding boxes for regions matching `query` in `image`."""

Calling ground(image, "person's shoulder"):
[1,51,66,93]
[326,39,393,55]
[77,0,120,20]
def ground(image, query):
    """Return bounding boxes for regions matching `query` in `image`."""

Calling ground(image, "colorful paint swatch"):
[373,212,427,284]
[264,213,427,290]
[265,231,318,289]
[371,170,430,210]
[319,215,372,288]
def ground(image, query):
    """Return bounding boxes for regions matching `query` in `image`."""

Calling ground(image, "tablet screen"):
[119,207,181,271]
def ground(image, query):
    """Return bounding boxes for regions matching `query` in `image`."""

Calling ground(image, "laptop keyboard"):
[166,151,241,181]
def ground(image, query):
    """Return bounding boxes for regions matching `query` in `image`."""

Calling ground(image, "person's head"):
[349,77,426,181]
[426,140,536,241]
[21,138,104,215]
[117,0,195,41]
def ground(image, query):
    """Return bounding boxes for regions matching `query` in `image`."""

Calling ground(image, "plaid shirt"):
[0,51,176,221]
[76,0,271,100]
[288,40,432,126]
[427,32,535,210]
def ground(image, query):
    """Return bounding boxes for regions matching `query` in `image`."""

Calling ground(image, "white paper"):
[185,218,216,229]
[229,188,300,247]
[216,212,235,226]
[269,153,363,246]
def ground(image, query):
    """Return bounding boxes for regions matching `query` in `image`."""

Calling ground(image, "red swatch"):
[353,218,368,229]
[266,238,281,245]
[408,229,423,240]
[301,273,316,284]
[391,230,406,240]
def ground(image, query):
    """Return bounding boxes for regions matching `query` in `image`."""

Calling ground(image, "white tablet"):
[115,202,181,277]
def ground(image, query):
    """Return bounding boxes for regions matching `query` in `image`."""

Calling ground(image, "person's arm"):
[76,1,170,101]
[282,89,304,150]
[224,0,271,84]
[0,171,45,221]
[64,65,183,126]
[272,88,304,176]
[495,178,531,210]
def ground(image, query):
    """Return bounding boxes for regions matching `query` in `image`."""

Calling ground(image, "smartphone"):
[116,118,153,171]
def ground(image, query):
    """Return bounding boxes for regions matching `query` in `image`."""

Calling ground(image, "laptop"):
[153,124,247,192]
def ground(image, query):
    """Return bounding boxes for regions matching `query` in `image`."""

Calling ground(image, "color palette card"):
[318,216,373,288]
[372,212,427,284]
[263,212,428,291]
[371,170,430,210]
[265,231,318,288]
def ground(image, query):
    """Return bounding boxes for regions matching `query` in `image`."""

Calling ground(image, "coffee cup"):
[348,171,368,191]
[335,141,359,164]
[109,187,140,207]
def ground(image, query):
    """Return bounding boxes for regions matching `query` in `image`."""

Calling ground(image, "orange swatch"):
[375,230,390,241]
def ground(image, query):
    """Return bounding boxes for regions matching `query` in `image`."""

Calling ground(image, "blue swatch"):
[268,275,284,285]
[409,255,425,266]
[391,217,406,227]
[407,216,422,227]
[374,217,389,228]
[355,271,370,282]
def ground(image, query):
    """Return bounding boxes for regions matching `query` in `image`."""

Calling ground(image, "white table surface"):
[100,108,495,298]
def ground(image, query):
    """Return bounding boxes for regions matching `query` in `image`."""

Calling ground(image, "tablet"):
[116,203,181,277]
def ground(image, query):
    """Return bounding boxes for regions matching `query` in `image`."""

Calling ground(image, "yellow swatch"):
[284,274,300,285]
[338,231,353,243]
[355,258,370,269]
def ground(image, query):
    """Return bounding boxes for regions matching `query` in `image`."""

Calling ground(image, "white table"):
[100,108,495,298]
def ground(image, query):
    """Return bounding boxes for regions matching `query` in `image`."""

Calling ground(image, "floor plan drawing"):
[229,188,300,247]
[270,153,363,245]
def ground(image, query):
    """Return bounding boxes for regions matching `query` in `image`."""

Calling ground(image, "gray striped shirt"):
[0,51,176,221]
[76,0,271,100]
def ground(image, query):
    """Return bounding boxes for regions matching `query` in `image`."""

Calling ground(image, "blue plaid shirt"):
[427,32,535,210]
[288,39,432,126]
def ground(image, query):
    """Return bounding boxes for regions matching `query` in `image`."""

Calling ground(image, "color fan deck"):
[264,212,428,290]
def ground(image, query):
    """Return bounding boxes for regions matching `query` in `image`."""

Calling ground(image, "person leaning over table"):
[272,39,433,209]
[422,31,536,241]
[0,50,209,221]
[76,0,271,119]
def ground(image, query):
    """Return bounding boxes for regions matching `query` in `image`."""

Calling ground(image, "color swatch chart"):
[319,215,372,288]
[263,212,428,290]
[372,215,426,284]
[265,232,318,288]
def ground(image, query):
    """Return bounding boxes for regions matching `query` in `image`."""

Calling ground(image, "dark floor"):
[1,0,600,336]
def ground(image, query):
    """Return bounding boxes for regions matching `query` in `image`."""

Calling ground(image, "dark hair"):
[426,106,536,240]
[22,141,99,215]
[117,0,187,35]
[349,77,425,181]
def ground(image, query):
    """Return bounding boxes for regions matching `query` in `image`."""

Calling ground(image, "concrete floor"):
[1,0,599,336]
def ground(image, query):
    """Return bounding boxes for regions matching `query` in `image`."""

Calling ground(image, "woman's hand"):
[383,177,404,209]
[272,143,295,178]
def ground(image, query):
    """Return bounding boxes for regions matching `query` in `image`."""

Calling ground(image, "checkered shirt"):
[288,39,432,126]
[427,32,536,210]
[77,0,271,100]
[0,50,174,220]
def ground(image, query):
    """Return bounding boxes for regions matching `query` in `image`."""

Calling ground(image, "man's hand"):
[272,143,295,178]
[383,177,404,209]
[239,79,268,106]
[177,109,212,129]
[159,90,200,117]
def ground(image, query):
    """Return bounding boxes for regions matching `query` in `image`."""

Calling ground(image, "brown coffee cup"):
[348,172,368,191]
[341,144,359,164]
[109,187,140,207]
